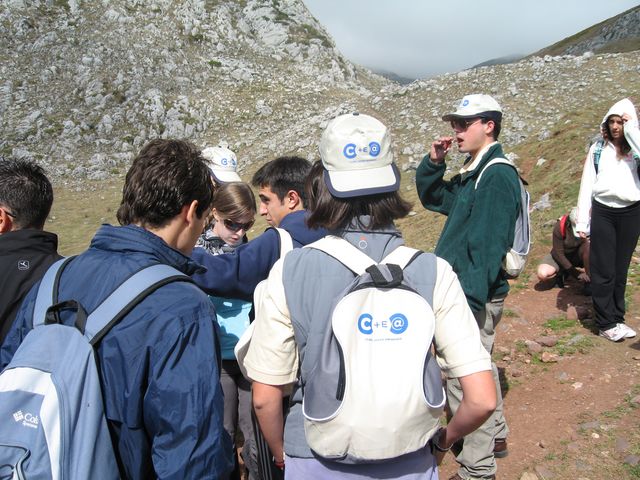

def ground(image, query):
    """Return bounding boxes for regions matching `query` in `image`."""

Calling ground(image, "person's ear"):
[286,190,301,210]
[484,119,495,136]
[184,200,200,225]
[0,207,14,234]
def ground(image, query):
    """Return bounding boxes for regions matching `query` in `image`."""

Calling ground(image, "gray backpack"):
[475,158,531,278]
[0,257,190,479]
[300,236,446,463]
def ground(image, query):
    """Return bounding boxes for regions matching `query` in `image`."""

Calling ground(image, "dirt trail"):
[438,276,640,480]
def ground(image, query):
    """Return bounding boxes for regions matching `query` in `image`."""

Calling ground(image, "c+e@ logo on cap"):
[343,142,382,160]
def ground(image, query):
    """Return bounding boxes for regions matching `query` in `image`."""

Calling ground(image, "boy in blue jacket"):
[1,139,233,480]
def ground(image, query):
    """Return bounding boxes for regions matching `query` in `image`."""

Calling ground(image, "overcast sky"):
[301,1,639,79]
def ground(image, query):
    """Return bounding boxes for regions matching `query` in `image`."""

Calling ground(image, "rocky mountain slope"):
[1,0,639,187]
[532,5,640,57]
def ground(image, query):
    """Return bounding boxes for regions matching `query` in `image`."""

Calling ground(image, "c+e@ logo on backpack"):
[357,313,409,336]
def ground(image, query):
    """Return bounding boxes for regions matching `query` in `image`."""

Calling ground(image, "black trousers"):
[590,200,640,331]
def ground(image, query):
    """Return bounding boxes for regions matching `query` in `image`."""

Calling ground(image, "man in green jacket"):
[416,94,520,480]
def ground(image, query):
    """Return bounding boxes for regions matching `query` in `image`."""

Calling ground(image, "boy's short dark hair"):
[305,161,412,231]
[481,113,502,140]
[117,139,214,228]
[0,157,54,230]
[251,156,311,207]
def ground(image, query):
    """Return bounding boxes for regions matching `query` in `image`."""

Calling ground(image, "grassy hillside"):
[51,96,604,259]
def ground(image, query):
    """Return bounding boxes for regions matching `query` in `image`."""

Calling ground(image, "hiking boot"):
[599,325,627,342]
[618,323,637,338]
[493,438,509,458]
[554,273,565,289]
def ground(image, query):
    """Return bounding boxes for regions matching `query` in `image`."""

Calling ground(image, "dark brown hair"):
[213,182,256,220]
[117,139,214,228]
[305,161,412,231]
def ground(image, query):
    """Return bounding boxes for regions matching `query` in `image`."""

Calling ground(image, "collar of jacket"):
[0,229,59,254]
[90,224,205,275]
[459,143,504,182]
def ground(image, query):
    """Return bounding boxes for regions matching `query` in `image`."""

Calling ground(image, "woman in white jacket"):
[576,98,640,342]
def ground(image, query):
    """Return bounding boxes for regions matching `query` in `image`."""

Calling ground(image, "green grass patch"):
[602,405,627,420]
[49,180,122,255]
[514,340,527,354]
[512,272,531,291]
[543,316,577,331]
[624,464,640,478]
[553,335,594,356]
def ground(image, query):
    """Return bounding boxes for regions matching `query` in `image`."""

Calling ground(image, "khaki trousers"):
[446,295,509,480]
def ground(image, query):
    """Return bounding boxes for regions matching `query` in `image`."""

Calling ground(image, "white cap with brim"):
[320,113,400,198]
[202,146,242,183]
[442,94,502,121]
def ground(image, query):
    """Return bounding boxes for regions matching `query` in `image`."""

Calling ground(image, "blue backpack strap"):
[32,257,74,328]
[84,264,191,345]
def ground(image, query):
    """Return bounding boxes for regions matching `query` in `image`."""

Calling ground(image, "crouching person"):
[240,114,496,478]
[1,139,233,479]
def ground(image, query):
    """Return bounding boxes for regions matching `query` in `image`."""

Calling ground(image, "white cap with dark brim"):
[202,146,242,183]
[442,94,503,121]
[320,113,400,198]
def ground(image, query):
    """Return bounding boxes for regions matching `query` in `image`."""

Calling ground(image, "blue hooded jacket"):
[191,210,327,301]
[0,225,233,480]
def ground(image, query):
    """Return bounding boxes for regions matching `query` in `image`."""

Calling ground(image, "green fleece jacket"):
[416,143,521,312]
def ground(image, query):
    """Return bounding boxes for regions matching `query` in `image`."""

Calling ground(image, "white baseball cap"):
[442,94,502,121]
[319,113,400,198]
[201,146,241,183]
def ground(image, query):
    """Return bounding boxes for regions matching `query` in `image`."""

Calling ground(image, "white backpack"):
[475,158,531,278]
[301,236,445,463]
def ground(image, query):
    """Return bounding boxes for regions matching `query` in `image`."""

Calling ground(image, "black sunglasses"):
[223,218,255,232]
[450,117,485,131]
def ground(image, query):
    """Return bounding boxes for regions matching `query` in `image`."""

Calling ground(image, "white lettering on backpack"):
[13,409,39,429]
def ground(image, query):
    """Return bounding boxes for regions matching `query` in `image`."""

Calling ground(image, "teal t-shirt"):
[211,296,252,360]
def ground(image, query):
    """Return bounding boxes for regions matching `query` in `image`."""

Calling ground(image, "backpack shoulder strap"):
[593,140,604,174]
[474,158,517,190]
[273,227,293,258]
[380,246,422,269]
[85,264,191,345]
[33,256,74,328]
[306,235,375,275]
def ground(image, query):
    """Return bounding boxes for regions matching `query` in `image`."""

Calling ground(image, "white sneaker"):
[618,323,637,338]
[599,325,627,342]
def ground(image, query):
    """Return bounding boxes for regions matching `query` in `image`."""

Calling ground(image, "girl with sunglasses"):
[196,181,259,479]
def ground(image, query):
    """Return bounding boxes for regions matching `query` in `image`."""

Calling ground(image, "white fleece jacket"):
[576,98,640,234]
